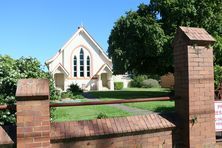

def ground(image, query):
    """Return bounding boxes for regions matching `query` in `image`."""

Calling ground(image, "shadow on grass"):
[87,91,171,100]
[154,106,175,113]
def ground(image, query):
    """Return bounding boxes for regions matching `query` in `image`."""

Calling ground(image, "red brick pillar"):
[16,79,50,148]
[173,27,216,147]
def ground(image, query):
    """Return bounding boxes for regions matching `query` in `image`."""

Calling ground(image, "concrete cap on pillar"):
[16,79,49,100]
[173,26,215,47]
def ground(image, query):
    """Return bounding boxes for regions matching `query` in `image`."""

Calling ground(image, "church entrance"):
[101,73,108,88]
[54,73,64,90]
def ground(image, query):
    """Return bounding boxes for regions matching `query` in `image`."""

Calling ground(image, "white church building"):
[45,26,114,91]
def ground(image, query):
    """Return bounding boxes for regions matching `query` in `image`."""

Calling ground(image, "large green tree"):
[150,0,222,63]
[108,1,222,75]
[108,5,170,75]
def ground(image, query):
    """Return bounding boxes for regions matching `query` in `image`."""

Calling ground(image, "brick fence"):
[16,79,51,148]
[0,26,220,148]
[0,79,175,148]
[51,114,174,147]
[173,27,216,147]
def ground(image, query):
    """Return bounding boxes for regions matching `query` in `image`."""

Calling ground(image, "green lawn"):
[53,105,131,122]
[89,88,174,113]
[53,88,174,122]
[125,101,175,113]
[89,88,171,100]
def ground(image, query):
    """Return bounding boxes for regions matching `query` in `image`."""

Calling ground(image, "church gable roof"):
[45,26,111,65]
[52,63,69,76]
[95,64,112,75]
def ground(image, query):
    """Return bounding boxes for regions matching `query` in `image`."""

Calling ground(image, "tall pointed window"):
[87,56,90,77]
[73,56,77,77]
[79,48,84,77]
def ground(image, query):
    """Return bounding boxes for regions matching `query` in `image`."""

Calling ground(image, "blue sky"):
[0,0,148,66]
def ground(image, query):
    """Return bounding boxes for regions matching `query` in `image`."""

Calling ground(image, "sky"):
[0,0,148,66]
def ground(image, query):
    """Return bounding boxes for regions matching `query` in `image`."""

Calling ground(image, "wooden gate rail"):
[0,96,173,110]
[50,97,172,107]
[0,104,16,110]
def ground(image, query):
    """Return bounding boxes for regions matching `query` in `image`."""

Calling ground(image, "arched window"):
[87,56,90,77]
[79,48,84,77]
[73,56,77,77]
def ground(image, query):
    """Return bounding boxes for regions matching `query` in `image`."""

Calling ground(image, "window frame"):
[87,56,90,77]
[73,56,77,77]
[79,48,84,77]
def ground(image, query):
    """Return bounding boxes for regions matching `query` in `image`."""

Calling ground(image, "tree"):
[150,0,222,65]
[0,55,58,125]
[150,0,222,36]
[108,1,222,75]
[108,4,170,75]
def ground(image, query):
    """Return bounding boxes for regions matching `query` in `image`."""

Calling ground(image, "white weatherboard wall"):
[46,26,113,91]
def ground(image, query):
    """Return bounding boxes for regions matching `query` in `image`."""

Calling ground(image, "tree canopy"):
[108,1,222,75]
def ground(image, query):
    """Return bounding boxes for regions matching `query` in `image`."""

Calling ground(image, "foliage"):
[214,35,222,65]
[130,75,160,88]
[46,73,60,101]
[61,92,74,98]
[73,95,84,99]
[61,92,84,99]
[142,79,160,88]
[214,65,222,89]
[130,75,147,88]
[149,0,222,36]
[114,82,124,90]
[130,75,148,87]
[97,112,108,119]
[108,1,222,75]
[108,6,169,75]
[0,55,20,98]
[67,83,83,95]
[0,55,58,125]
[150,0,222,66]
[0,95,16,125]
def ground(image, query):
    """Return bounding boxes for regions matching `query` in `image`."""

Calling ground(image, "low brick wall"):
[51,114,175,148]
[51,131,172,148]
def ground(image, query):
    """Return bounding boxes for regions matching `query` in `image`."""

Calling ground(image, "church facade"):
[46,26,114,91]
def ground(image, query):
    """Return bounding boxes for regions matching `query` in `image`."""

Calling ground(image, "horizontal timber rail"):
[0,97,173,110]
[0,104,16,110]
[50,97,172,108]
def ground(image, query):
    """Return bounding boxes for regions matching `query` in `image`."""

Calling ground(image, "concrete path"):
[108,104,153,115]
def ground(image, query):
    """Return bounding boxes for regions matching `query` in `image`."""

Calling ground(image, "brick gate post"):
[16,79,50,148]
[173,27,216,147]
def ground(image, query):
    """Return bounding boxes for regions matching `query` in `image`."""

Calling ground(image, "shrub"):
[72,95,84,99]
[61,92,84,99]
[130,75,148,87]
[141,79,160,88]
[67,83,83,95]
[214,65,222,89]
[61,92,73,98]
[97,112,108,119]
[114,82,124,90]
[130,75,161,88]
[0,55,59,125]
